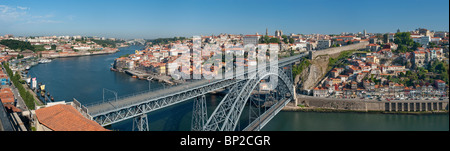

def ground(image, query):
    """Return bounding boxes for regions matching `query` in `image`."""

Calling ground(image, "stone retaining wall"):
[296,95,449,112]
[309,41,369,59]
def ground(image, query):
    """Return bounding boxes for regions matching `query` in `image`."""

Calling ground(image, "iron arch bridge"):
[83,53,306,131]
[199,65,295,131]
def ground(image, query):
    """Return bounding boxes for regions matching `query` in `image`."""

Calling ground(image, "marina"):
[38,59,52,64]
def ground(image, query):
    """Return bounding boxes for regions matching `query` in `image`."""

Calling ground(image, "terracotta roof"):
[0,88,14,104]
[3,104,21,112]
[35,104,109,131]
[435,80,445,83]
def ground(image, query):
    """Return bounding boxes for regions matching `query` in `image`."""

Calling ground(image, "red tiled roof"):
[0,88,14,104]
[35,104,109,131]
[435,80,445,83]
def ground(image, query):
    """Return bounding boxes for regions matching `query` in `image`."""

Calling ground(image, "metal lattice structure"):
[84,53,307,130]
[203,66,294,131]
[89,78,240,126]
[133,114,149,131]
[191,95,207,131]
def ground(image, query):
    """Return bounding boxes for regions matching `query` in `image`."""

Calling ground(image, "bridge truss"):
[201,65,295,131]
[87,53,306,131]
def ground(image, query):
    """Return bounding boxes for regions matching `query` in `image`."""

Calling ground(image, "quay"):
[124,70,149,79]
[47,50,118,59]
[288,95,449,113]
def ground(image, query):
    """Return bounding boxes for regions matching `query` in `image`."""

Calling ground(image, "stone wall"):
[309,41,369,59]
[296,95,449,112]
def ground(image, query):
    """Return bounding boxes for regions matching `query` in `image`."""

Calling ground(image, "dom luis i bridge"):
[81,43,309,131]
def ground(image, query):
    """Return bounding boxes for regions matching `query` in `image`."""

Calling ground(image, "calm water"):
[27,45,449,131]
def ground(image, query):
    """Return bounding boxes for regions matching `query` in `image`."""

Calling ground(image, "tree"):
[383,33,389,43]
[411,42,421,51]
[428,42,437,48]
[268,38,280,44]
[394,32,414,46]
[397,44,408,53]
[282,35,288,43]
[289,38,295,44]
[0,39,35,52]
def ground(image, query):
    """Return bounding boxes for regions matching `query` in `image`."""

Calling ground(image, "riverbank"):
[283,95,449,115]
[46,49,119,59]
[282,105,449,115]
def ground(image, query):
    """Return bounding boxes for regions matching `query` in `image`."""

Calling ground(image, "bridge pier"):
[191,95,207,131]
[293,85,297,106]
[133,114,149,131]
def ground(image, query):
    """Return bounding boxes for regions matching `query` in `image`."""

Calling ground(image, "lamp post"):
[103,88,118,102]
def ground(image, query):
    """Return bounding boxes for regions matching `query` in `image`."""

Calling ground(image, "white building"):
[317,40,331,50]
[431,37,442,43]
[243,35,261,46]
[419,36,431,46]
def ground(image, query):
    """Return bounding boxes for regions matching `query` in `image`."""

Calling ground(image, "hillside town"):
[313,28,449,101]
[112,29,375,83]
[0,28,448,131]
[0,35,126,64]
[111,28,449,102]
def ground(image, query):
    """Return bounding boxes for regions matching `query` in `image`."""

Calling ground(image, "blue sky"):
[0,0,448,39]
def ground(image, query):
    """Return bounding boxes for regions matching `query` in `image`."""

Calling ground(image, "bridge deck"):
[86,53,308,117]
[87,79,220,116]
[244,98,289,131]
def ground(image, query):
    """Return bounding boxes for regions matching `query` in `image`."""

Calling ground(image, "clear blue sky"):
[1,0,448,39]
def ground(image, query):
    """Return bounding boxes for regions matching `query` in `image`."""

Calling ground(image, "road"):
[87,78,236,116]
[1,67,27,111]
[244,98,289,131]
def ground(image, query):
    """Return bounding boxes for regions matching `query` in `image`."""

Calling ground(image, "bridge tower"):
[133,113,149,131]
[191,95,207,131]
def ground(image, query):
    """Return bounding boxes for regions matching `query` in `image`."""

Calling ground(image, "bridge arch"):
[203,66,295,131]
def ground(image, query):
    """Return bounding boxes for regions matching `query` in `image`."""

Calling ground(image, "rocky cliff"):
[296,42,368,92]
[296,55,330,90]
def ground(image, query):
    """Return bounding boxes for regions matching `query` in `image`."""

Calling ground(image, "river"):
[27,45,449,131]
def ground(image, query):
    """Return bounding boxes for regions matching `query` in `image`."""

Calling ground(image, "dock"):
[124,70,150,78]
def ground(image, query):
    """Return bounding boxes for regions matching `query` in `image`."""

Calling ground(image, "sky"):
[0,0,449,39]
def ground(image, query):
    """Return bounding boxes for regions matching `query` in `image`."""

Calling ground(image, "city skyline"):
[1,0,449,39]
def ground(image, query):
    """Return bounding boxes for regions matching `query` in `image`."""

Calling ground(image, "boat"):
[38,59,52,64]
[40,85,45,92]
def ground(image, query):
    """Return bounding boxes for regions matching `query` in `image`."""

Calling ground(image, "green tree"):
[0,39,35,52]
[428,42,437,48]
[397,44,408,53]
[394,32,414,46]
[411,42,421,51]
[289,38,295,44]
[383,33,389,43]
[268,38,280,44]
[282,35,288,43]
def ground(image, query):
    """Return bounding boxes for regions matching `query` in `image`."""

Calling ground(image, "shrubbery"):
[2,63,36,110]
